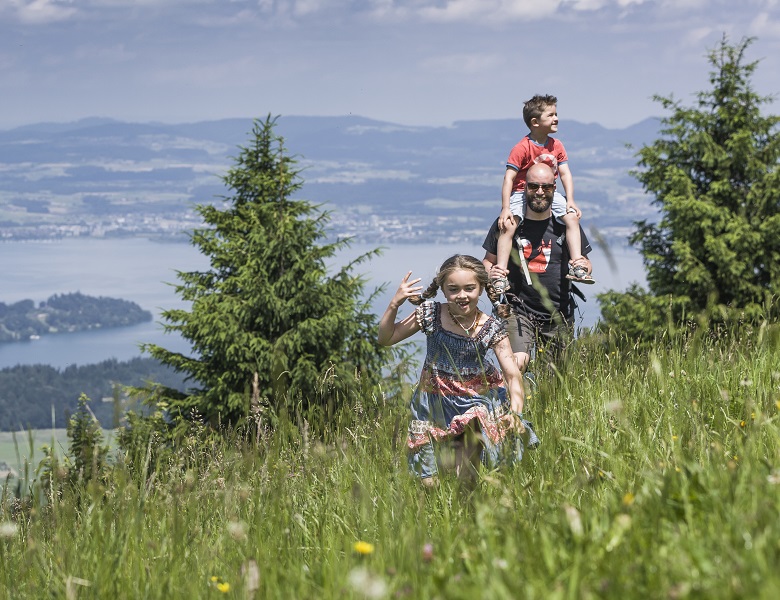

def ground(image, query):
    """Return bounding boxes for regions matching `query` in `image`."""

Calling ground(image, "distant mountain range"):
[0,115,660,244]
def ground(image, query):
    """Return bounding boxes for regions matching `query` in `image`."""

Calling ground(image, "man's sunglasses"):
[526,182,555,192]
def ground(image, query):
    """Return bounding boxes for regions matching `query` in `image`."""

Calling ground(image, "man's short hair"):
[523,94,558,129]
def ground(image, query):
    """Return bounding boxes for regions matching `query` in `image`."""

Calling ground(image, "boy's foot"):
[566,264,596,284]
[491,276,511,294]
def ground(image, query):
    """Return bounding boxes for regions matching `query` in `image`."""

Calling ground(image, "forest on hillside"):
[0,357,188,430]
[0,292,151,343]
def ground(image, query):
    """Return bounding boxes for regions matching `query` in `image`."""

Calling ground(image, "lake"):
[0,237,645,369]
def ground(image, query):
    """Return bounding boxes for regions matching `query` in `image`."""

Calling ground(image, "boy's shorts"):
[509,190,568,223]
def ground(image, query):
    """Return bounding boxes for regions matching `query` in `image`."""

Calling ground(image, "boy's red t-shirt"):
[506,135,569,194]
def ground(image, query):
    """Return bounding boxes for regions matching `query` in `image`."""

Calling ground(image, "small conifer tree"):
[142,116,391,425]
[599,36,780,337]
[67,393,108,482]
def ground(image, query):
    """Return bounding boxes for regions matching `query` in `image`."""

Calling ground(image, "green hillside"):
[1,328,778,598]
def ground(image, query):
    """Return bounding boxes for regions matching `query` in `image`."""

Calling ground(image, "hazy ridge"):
[0,115,659,244]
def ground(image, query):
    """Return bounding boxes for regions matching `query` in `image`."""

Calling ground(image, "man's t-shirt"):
[482,217,591,321]
[506,135,569,194]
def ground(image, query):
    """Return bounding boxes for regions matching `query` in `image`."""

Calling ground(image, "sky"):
[1,0,779,130]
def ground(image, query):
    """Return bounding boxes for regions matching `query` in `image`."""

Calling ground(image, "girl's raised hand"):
[391,271,423,308]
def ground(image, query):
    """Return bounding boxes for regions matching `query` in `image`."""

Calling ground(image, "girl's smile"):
[442,268,482,318]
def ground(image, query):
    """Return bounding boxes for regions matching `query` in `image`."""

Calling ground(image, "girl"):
[378,254,538,485]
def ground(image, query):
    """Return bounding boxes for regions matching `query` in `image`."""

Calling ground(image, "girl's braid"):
[408,279,439,306]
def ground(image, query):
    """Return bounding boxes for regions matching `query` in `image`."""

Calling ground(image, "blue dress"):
[407,300,539,478]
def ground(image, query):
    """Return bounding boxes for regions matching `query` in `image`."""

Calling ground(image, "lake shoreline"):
[0,237,645,369]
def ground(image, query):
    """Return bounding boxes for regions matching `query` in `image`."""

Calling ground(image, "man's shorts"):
[504,309,573,361]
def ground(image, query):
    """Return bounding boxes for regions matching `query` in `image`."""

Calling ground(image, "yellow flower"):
[353,541,375,555]
[672,435,678,441]
[210,576,218,583]
[740,420,746,428]
[217,582,230,593]
[622,492,635,506]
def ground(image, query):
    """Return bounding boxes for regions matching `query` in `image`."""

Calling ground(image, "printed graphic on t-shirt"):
[517,238,552,273]
[534,153,558,175]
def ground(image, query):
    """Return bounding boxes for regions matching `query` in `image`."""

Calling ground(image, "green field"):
[1,330,779,598]
[0,429,116,474]
[0,429,69,473]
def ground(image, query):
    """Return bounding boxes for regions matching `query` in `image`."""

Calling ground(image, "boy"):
[493,94,594,291]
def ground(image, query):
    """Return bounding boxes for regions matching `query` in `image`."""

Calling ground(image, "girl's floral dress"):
[407,300,538,478]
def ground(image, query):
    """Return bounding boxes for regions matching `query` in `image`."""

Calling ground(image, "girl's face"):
[442,269,482,317]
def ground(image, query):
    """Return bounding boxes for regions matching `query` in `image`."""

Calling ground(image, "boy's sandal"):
[566,264,596,284]
[491,276,511,294]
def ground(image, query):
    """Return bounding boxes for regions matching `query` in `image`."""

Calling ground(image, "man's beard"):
[528,194,553,213]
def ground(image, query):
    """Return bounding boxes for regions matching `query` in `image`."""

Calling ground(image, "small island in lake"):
[0,292,152,343]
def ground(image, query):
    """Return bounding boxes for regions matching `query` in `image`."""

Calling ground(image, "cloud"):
[416,0,561,23]
[750,11,780,38]
[3,0,77,23]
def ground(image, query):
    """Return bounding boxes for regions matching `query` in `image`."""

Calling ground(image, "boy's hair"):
[523,94,558,129]
[408,254,508,316]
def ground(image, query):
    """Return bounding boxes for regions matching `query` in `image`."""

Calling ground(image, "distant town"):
[0,208,637,247]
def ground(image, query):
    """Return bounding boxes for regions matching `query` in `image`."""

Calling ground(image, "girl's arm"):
[494,336,525,415]
[378,271,424,346]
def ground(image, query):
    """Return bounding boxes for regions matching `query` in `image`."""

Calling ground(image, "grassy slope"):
[1,329,779,599]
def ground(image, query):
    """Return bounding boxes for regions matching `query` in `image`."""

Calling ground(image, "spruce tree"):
[142,116,391,425]
[599,36,780,336]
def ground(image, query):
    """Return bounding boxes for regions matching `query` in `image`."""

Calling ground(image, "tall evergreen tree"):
[142,116,391,424]
[599,36,780,336]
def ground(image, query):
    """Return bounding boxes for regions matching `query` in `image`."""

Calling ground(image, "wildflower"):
[227,520,247,542]
[563,504,583,540]
[421,543,434,563]
[210,576,230,593]
[0,521,18,538]
[347,567,387,599]
[740,420,746,428]
[605,514,632,552]
[622,492,635,507]
[353,541,375,556]
[672,435,678,441]
[242,560,260,594]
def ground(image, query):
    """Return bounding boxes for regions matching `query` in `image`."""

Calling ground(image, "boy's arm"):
[558,163,581,218]
[500,168,518,232]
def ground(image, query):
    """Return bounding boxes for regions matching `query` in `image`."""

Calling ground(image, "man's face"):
[526,178,555,213]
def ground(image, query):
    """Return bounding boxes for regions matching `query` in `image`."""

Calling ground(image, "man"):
[482,162,593,373]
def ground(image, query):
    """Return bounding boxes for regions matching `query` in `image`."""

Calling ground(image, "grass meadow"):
[1,327,779,599]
